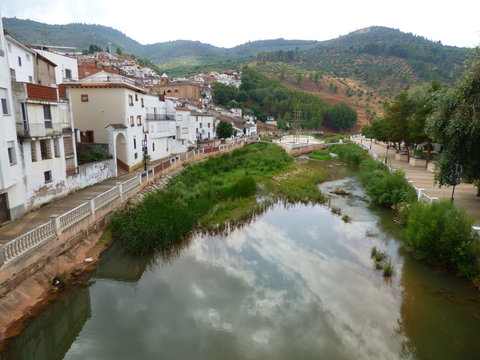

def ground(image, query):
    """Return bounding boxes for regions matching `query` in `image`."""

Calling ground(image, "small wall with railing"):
[0,138,249,289]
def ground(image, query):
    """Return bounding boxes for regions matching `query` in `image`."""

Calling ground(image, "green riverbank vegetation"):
[334,142,480,284]
[112,143,326,254]
[308,149,332,161]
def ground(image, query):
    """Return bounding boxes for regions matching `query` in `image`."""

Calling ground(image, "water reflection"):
[1,288,91,360]
[3,163,480,360]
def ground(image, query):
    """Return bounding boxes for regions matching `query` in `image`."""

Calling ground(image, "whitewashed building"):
[65,71,148,173]
[144,95,176,161]
[5,34,35,83]
[34,49,79,83]
[0,15,25,222]
[191,111,215,142]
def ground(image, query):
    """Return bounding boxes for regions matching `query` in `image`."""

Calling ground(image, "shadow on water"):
[3,158,480,360]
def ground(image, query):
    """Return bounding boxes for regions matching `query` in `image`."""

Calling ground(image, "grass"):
[99,226,113,246]
[308,149,332,161]
[329,143,368,165]
[341,214,352,223]
[383,260,395,277]
[112,143,327,253]
[331,206,342,215]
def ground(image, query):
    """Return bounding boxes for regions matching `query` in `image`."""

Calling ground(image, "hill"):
[2,18,319,65]
[253,26,468,95]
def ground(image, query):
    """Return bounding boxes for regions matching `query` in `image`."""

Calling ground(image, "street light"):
[142,137,148,172]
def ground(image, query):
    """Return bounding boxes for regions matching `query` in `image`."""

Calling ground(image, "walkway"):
[352,136,480,227]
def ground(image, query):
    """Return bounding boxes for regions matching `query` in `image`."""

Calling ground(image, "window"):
[128,95,134,106]
[44,170,52,183]
[208,123,210,128]
[31,142,37,162]
[134,153,138,159]
[1,98,9,115]
[130,116,134,126]
[54,138,60,157]
[65,69,72,79]
[135,94,138,101]
[43,105,52,128]
[7,142,16,165]
[18,56,22,67]
[28,76,33,83]
[200,123,202,128]
[152,142,155,152]
[40,139,51,159]
[141,98,144,107]
[81,94,89,102]
[133,138,137,149]
[137,115,142,125]
[9,68,16,80]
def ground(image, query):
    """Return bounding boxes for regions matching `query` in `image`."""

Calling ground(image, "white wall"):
[5,37,35,83]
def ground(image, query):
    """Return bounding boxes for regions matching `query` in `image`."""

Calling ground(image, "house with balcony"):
[144,95,177,161]
[191,111,215,143]
[11,81,78,210]
[173,107,192,153]
[5,32,35,84]
[0,15,25,222]
[65,70,148,173]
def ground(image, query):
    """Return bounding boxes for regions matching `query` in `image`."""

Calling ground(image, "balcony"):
[146,113,175,121]
[16,122,62,138]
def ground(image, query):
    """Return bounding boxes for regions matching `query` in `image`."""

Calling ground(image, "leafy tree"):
[216,120,234,138]
[325,103,357,131]
[115,47,123,55]
[427,49,480,186]
[296,73,303,86]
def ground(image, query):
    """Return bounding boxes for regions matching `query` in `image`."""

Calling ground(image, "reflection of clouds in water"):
[65,204,406,360]
[187,205,405,359]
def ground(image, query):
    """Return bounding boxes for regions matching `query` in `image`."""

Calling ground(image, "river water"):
[2,161,480,360]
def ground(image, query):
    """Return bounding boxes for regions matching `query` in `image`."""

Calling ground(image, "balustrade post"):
[117,182,124,201]
[0,246,4,267]
[50,215,62,235]
[430,196,439,203]
[138,174,142,185]
[89,199,96,215]
[417,188,425,202]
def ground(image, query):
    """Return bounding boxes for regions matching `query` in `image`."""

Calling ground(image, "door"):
[0,193,10,223]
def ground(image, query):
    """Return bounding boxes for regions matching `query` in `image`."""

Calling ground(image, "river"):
[2,160,480,360]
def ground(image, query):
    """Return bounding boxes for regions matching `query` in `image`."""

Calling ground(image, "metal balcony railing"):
[146,113,175,121]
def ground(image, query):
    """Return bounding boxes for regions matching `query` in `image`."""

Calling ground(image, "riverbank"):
[113,143,327,254]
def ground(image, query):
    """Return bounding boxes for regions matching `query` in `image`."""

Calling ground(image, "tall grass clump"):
[329,143,368,165]
[308,149,332,161]
[402,200,480,280]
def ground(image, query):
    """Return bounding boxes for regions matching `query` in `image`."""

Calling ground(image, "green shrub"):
[224,175,256,199]
[308,149,332,161]
[329,143,368,165]
[363,169,417,207]
[402,200,480,279]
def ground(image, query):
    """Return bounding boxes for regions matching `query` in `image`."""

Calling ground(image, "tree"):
[115,47,123,55]
[216,120,234,139]
[427,48,480,186]
[325,103,357,131]
[296,73,303,86]
[382,91,414,153]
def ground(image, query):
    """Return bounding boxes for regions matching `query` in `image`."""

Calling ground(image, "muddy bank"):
[0,230,106,348]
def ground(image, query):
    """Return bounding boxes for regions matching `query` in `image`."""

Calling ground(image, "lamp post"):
[142,137,148,172]
[449,162,463,202]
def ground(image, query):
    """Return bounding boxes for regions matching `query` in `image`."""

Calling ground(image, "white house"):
[34,48,79,83]
[0,15,25,222]
[5,34,35,83]
[144,95,176,161]
[65,70,149,173]
[191,111,215,142]
[173,107,192,153]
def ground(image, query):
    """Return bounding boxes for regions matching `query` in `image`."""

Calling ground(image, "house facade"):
[66,71,148,173]
[0,16,25,222]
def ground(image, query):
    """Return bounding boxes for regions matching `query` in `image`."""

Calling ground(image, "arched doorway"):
[115,132,128,172]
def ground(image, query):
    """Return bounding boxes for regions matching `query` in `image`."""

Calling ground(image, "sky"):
[1,0,480,48]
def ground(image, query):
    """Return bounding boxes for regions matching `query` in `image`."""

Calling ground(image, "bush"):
[308,149,332,161]
[329,143,368,165]
[224,175,256,199]
[363,169,417,207]
[402,200,480,279]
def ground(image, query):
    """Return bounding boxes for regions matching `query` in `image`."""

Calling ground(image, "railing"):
[0,138,250,266]
[16,122,63,138]
[146,114,175,121]
[1,221,56,263]
[94,186,120,211]
[59,202,91,230]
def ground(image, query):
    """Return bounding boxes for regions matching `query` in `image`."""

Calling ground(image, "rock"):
[330,187,351,196]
